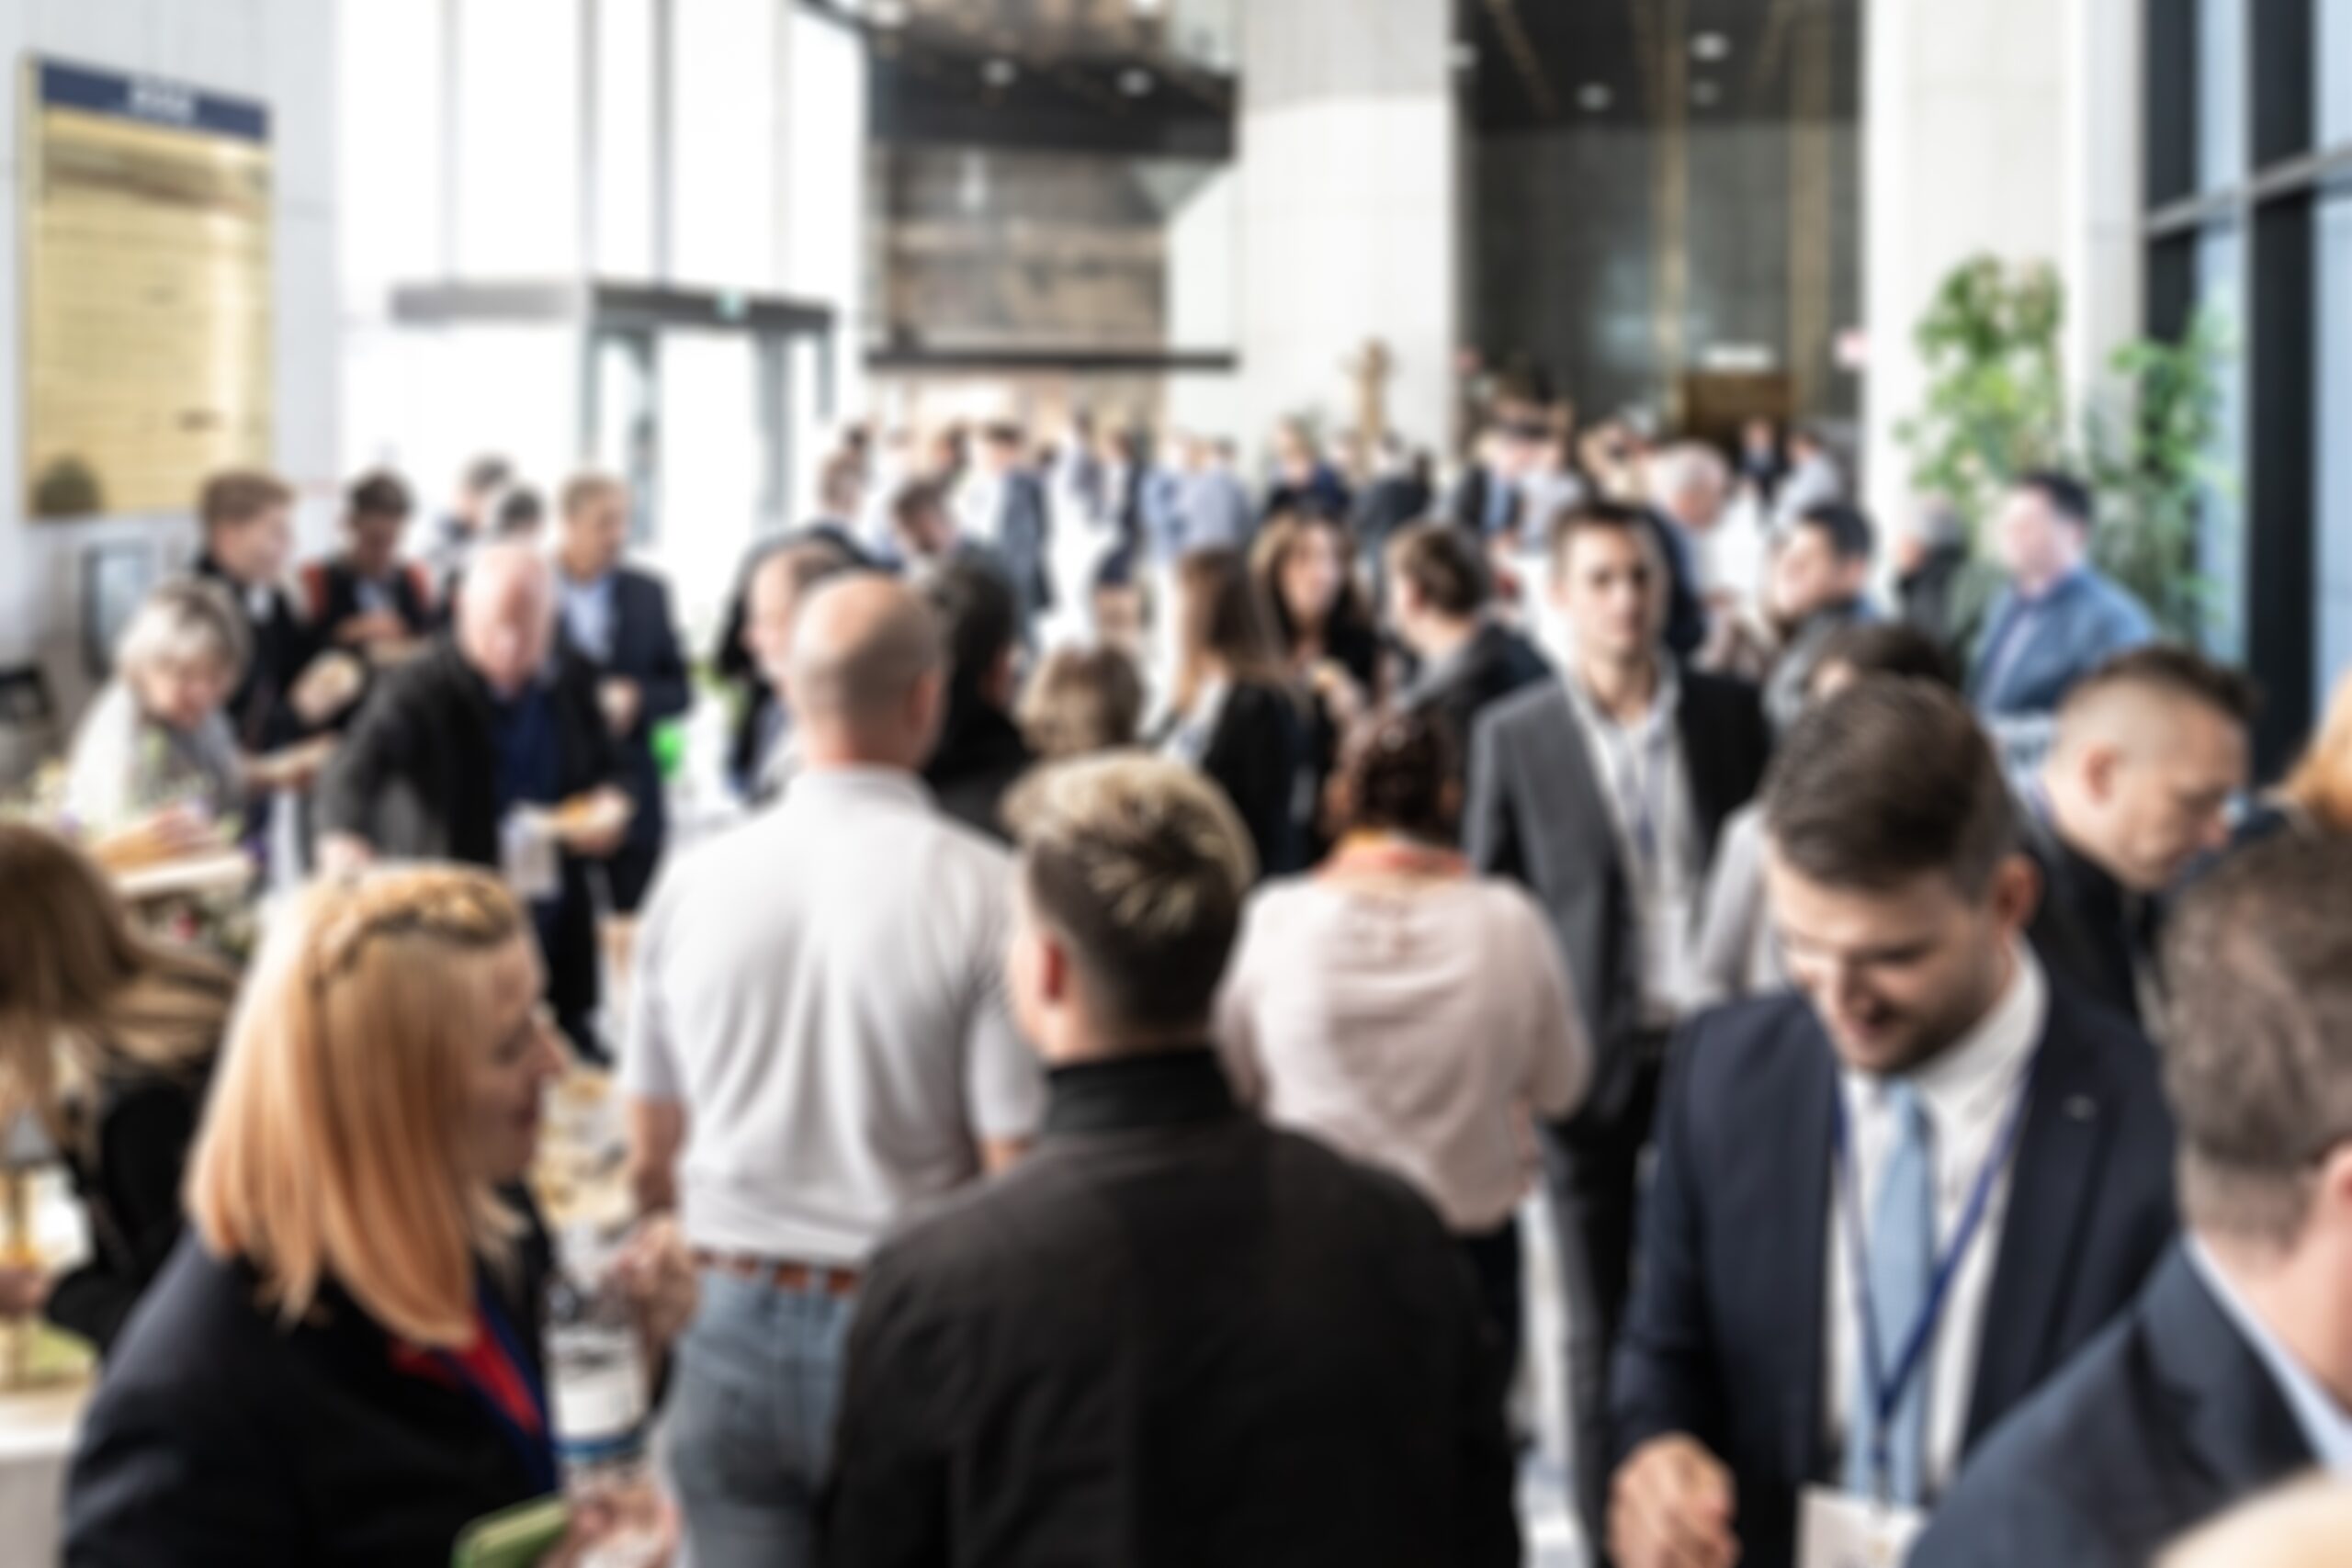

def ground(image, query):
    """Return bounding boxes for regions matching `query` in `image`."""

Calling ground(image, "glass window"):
[2195,220,2246,662]
[595,0,656,279]
[2318,189,2352,698]
[337,0,445,313]
[671,0,776,289]
[2197,0,2245,191]
[456,0,582,275]
[2324,0,2352,150]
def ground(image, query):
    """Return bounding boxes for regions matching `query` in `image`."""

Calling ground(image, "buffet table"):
[0,1378,85,1559]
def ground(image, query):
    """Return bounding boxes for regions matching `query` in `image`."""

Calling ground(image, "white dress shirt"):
[1562,663,1703,1027]
[1822,945,2048,1497]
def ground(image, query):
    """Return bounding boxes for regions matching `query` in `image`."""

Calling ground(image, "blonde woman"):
[0,824,233,1352]
[2280,666,2352,833]
[64,865,695,1563]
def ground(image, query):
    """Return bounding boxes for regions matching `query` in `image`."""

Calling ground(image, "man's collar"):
[2187,1237,2352,1476]
[1043,1046,1237,1137]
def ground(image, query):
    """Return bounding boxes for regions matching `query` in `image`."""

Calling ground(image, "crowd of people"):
[3,397,2351,1568]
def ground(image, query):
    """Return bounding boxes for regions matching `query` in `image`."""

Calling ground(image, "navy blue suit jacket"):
[1611,983,2177,1568]
[560,568,689,853]
[1912,1246,2317,1567]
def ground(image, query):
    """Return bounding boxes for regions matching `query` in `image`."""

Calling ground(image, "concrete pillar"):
[1863,0,2144,534]
[1236,0,1458,463]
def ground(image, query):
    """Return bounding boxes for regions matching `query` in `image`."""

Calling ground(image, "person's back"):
[823,754,1516,1568]
[835,1092,1510,1566]
[629,771,1020,1255]
[628,576,1043,1566]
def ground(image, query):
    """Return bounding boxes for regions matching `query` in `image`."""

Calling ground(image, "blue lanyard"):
[430,1276,559,1497]
[1831,1052,2039,1502]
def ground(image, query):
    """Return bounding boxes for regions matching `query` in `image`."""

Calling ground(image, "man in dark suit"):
[968,423,1053,635]
[317,543,628,1057]
[1914,832,2352,1566]
[2021,645,2255,1034]
[919,558,1035,843]
[552,473,690,914]
[1610,681,2176,1568]
[1465,499,1771,1548]
[823,754,1517,1566]
[1385,521,1547,802]
[1445,420,1533,540]
[191,468,324,757]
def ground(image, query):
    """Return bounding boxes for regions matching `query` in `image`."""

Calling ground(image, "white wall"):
[0,0,341,731]
[1862,0,2143,535]
[1237,0,1456,464]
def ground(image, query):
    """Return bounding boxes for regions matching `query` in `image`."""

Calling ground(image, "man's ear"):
[1988,852,2042,938]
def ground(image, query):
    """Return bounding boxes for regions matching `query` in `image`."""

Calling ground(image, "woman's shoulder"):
[92,1236,271,1387]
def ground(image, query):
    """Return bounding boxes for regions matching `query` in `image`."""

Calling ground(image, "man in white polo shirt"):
[622,572,1044,1567]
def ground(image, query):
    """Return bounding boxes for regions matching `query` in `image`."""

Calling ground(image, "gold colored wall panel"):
[23,61,273,520]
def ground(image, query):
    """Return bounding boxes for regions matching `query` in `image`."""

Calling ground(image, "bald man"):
[2024,644,2256,1033]
[316,541,629,1054]
[622,573,1044,1566]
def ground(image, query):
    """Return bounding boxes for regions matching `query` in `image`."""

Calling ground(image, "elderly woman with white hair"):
[63,578,253,835]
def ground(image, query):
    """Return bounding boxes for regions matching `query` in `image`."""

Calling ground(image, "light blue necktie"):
[1846,1082,1935,1506]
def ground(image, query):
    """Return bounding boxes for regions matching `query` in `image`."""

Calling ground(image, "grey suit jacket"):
[1465,671,1771,1113]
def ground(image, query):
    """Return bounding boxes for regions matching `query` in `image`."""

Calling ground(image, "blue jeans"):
[662,1268,857,1568]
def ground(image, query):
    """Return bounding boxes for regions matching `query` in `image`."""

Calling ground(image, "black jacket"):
[2021,809,2157,1032]
[1911,1247,2316,1568]
[1199,681,1313,881]
[1611,987,2179,1568]
[822,1048,1519,1568]
[922,700,1035,844]
[314,637,620,1021]
[45,1068,210,1357]
[554,568,691,857]
[300,557,436,645]
[1404,621,1551,798]
[194,554,320,754]
[66,1226,554,1566]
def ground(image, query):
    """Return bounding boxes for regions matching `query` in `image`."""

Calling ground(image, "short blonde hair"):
[187,866,530,1348]
[1006,754,1254,1031]
[560,470,626,520]
[2285,667,2352,834]
[116,578,250,683]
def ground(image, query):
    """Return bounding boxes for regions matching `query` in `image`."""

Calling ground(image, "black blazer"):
[1611,986,2179,1568]
[1404,621,1551,799]
[991,470,1055,622]
[300,557,436,644]
[2020,810,2153,1032]
[46,1068,209,1357]
[1466,671,1770,1098]
[1911,1247,2317,1568]
[66,1228,554,1566]
[922,700,1035,844]
[315,637,621,1021]
[1445,467,1520,537]
[556,568,691,856]
[195,554,321,754]
[1200,681,1313,881]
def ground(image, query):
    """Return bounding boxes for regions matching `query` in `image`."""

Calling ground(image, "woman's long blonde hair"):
[0,825,232,1150]
[187,865,530,1348]
[2285,669,2352,834]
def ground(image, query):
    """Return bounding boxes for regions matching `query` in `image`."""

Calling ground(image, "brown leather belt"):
[693,1249,862,1298]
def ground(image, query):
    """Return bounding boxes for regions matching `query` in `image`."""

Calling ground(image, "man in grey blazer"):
[1466,500,1772,1551]
[972,423,1055,635]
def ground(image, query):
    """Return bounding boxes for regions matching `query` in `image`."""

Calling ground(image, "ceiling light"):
[866,0,909,26]
[1577,83,1612,112]
[1118,67,1154,96]
[1131,0,1165,14]
[1691,79,1721,107]
[1691,31,1731,62]
[982,58,1018,88]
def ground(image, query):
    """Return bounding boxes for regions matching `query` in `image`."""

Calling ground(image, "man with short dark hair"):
[302,470,435,667]
[1610,681,2175,1568]
[919,558,1035,841]
[428,453,514,598]
[1466,499,1771,1546]
[552,472,688,913]
[1385,521,1547,794]
[1914,833,2352,1567]
[1970,472,2154,763]
[2024,645,2256,1032]
[822,755,1518,1567]
[729,535,859,801]
[1762,501,1878,734]
[192,468,320,757]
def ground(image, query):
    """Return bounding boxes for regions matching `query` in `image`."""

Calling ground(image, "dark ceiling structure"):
[1459,0,1862,133]
[804,0,1236,159]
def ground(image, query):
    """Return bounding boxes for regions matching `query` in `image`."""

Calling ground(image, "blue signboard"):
[36,58,268,142]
